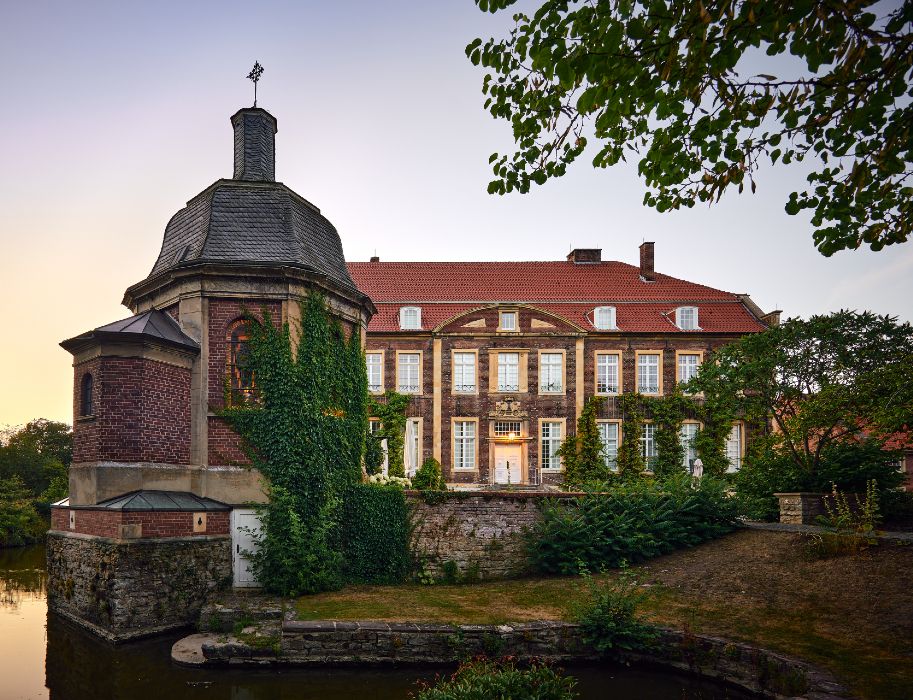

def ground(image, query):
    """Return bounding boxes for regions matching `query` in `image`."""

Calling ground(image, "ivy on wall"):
[557,396,608,487]
[647,390,690,480]
[368,391,410,478]
[615,393,645,478]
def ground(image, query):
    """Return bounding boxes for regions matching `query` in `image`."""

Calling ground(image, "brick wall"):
[51,507,229,538]
[72,356,191,464]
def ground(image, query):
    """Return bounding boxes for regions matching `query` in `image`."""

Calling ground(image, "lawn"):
[296,530,913,700]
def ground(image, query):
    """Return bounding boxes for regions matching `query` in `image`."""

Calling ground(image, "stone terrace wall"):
[47,531,231,642]
[407,492,575,580]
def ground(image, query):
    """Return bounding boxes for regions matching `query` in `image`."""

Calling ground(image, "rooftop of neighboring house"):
[348,244,779,334]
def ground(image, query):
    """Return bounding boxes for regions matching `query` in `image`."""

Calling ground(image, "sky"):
[0,0,910,429]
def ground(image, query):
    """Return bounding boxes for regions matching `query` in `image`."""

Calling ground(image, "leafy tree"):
[467,1,912,254]
[690,310,913,485]
[557,396,609,487]
[0,420,71,498]
[0,476,47,548]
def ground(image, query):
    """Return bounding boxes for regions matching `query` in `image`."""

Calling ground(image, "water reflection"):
[0,545,754,699]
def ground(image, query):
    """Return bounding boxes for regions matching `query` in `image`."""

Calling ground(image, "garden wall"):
[407,491,575,580]
[46,531,231,642]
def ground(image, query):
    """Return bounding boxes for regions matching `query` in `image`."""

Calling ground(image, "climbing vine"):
[615,393,645,478]
[693,391,737,478]
[368,391,410,478]
[557,396,609,487]
[648,390,691,480]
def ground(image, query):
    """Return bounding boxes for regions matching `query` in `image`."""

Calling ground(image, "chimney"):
[639,242,655,281]
[369,255,380,263]
[230,108,278,181]
[567,248,602,264]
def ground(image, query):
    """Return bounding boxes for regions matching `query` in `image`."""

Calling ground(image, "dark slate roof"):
[60,309,199,353]
[146,179,358,293]
[93,491,230,512]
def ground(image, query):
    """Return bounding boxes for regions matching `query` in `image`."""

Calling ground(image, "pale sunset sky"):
[0,1,910,429]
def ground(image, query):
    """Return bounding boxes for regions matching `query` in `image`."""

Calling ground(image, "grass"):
[295,530,913,700]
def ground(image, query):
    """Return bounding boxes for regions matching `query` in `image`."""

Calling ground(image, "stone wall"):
[774,492,826,524]
[408,492,573,580]
[46,531,231,642]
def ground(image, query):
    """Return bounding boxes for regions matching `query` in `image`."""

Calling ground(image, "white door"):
[494,444,522,484]
[230,509,262,588]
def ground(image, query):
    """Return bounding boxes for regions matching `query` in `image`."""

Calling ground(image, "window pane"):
[641,423,657,467]
[677,307,698,330]
[366,353,383,392]
[680,423,699,472]
[677,354,700,384]
[398,353,420,393]
[594,306,615,329]
[454,421,476,470]
[596,354,619,394]
[541,421,562,470]
[500,311,517,331]
[494,421,521,436]
[598,422,618,470]
[497,353,520,392]
[637,354,660,393]
[400,307,421,329]
[453,352,476,392]
[540,353,563,392]
[726,424,742,472]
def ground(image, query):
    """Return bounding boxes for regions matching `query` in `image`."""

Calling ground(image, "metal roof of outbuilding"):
[93,490,231,512]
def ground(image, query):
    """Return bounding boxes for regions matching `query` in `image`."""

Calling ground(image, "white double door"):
[494,444,523,485]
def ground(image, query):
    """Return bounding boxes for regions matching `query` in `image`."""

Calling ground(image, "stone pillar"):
[774,492,826,524]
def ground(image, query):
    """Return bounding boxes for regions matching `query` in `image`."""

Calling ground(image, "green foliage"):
[220,294,369,595]
[648,391,690,480]
[364,433,385,476]
[339,482,411,585]
[369,391,411,478]
[575,565,659,654]
[692,391,738,478]
[557,396,610,487]
[805,481,881,559]
[415,658,577,700]
[527,476,739,575]
[0,476,47,548]
[615,393,645,477]
[413,457,447,491]
[468,1,912,255]
[0,419,72,499]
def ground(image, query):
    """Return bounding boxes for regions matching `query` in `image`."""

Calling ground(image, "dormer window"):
[676,306,699,330]
[499,310,518,332]
[399,306,421,330]
[593,306,617,330]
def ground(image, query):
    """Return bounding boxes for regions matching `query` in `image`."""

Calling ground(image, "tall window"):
[453,421,476,470]
[399,306,421,330]
[404,418,421,477]
[397,352,421,393]
[680,423,699,472]
[593,306,616,330]
[228,323,255,404]
[675,306,699,330]
[366,353,383,393]
[453,352,476,393]
[80,373,94,417]
[596,354,620,394]
[641,423,657,468]
[637,353,660,394]
[598,422,619,471]
[497,352,520,392]
[726,424,742,472]
[499,310,518,331]
[369,419,389,474]
[677,353,700,385]
[539,353,563,393]
[541,421,563,470]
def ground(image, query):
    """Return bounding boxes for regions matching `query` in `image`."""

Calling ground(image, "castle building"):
[349,247,780,487]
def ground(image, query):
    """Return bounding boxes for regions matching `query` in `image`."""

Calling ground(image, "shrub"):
[527,475,739,575]
[0,476,47,548]
[575,566,659,654]
[414,658,577,700]
[413,458,447,491]
[805,481,881,559]
[366,473,412,488]
[340,483,412,585]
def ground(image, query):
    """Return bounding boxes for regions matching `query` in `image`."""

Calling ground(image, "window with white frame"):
[726,424,742,472]
[366,352,383,393]
[637,353,660,394]
[453,421,476,470]
[641,423,657,468]
[539,353,563,393]
[499,310,518,331]
[598,422,619,471]
[596,354,620,394]
[675,306,699,330]
[369,419,389,474]
[680,423,699,472]
[497,352,520,392]
[593,306,617,330]
[404,418,421,477]
[397,353,420,393]
[494,421,522,437]
[453,352,476,393]
[541,421,563,470]
[677,353,700,385]
[399,306,421,330]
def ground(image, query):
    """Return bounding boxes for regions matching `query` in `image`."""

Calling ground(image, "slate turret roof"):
[60,309,199,353]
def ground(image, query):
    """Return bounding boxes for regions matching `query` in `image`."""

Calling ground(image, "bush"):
[0,477,47,548]
[340,483,412,585]
[414,658,577,700]
[575,566,659,654]
[805,481,881,558]
[527,475,739,575]
[413,458,447,491]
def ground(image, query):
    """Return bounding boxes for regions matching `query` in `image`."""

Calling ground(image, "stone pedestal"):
[773,492,826,525]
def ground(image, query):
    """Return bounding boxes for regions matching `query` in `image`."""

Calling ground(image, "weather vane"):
[246,61,264,107]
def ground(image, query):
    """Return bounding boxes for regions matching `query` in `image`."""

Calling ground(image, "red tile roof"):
[348,261,767,334]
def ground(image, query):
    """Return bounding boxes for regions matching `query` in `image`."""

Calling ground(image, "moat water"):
[1,545,754,699]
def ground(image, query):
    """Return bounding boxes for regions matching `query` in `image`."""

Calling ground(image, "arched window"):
[80,373,94,417]
[227,322,255,404]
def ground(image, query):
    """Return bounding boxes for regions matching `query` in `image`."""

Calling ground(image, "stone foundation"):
[774,492,826,525]
[46,530,231,642]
